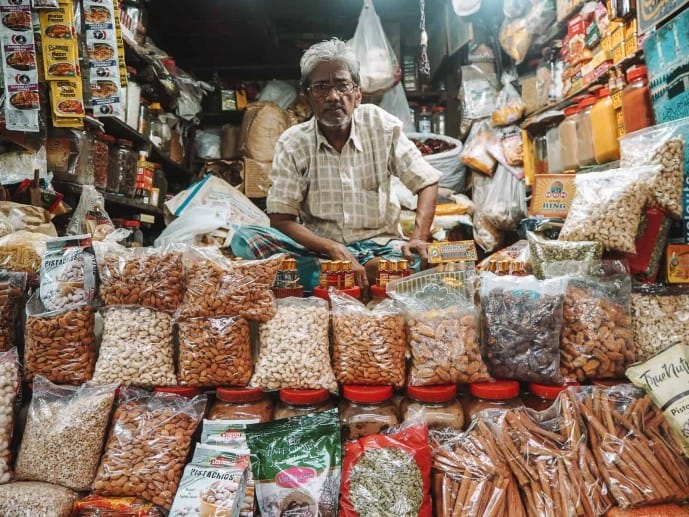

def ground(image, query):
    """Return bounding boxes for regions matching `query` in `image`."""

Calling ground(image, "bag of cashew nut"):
[0,270,26,352]
[177,247,284,322]
[94,241,185,312]
[14,376,117,492]
[559,165,660,254]
[24,291,96,385]
[330,292,406,388]
[91,305,177,388]
[544,260,634,382]
[387,265,492,386]
[0,348,19,485]
[39,234,96,312]
[92,387,207,509]
[620,119,688,219]
[250,296,337,392]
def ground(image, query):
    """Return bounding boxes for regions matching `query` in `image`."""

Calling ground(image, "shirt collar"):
[313,112,363,153]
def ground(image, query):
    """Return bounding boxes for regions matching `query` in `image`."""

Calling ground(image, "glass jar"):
[208,387,274,422]
[622,65,653,134]
[576,95,597,166]
[534,134,548,174]
[418,105,432,134]
[339,385,399,441]
[149,102,171,154]
[88,131,111,190]
[464,381,523,421]
[431,106,446,135]
[138,102,151,140]
[546,121,562,173]
[273,389,334,419]
[591,87,620,164]
[107,139,137,196]
[401,385,464,431]
[124,220,143,247]
[559,106,579,171]
[522,382,580,411]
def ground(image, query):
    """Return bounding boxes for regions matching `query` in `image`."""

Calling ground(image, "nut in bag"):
[491,74,526,127]
[0,271,26,352]
[527,231,603,280]
[40,234,96,312]
[0,348,19,485]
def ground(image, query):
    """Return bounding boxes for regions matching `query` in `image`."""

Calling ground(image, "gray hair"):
[299,38,360,92]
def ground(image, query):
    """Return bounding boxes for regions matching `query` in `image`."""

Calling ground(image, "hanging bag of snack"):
[460,119,497,176]
[481,165,527,231]
[491,73,526,127]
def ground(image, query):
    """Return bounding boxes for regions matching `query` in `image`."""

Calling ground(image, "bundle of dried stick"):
[574,386,689,509]
[430,420,526,517]
[494,393,612,517]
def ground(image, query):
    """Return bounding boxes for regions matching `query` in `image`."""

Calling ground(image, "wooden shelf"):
[404,90,447,100]
[198,111,245,126]
[54,180,163,216]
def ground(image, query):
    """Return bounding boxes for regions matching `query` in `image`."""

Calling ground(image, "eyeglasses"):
[307,81,357,98]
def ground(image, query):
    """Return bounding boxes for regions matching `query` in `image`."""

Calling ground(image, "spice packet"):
[245,409,341,517]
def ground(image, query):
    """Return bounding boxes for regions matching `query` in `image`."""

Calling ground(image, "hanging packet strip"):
[83,0,122,118]
[0,0,40,132]
[112,1,126,87]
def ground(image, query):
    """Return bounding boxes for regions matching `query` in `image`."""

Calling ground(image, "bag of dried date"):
[330,292,406,388]
[480,272,566,384]
[40,234,96,312]
[544,260,634,382]
[0,271,26,352]
[387,265,491,386]
[0,348,19,485]
[245,409,341,517]
[340,419,432,517]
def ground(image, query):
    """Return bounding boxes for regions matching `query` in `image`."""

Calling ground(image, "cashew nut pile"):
[631,291,689,362]
[15,386,115,492]
[92,306,176,387]
[0,350,19,485]
[332,313,406,387]
[251,297,337,391]
[177,316,253,387]
[24,303,96,385]
[407,307,491,385]
[92,394,204,509]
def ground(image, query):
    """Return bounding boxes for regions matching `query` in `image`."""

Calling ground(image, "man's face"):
[305,61,362,130]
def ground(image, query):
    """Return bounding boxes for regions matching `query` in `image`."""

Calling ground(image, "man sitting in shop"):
[231,38,441,292]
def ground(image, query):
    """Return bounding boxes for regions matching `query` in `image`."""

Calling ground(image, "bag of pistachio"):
[626,343,689,456]
[527,231,602,280]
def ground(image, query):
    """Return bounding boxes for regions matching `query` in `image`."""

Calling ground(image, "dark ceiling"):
[148,0,444,82]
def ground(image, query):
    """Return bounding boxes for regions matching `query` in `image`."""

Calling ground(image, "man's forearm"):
[270,216,336,256]
[411,182,438,241]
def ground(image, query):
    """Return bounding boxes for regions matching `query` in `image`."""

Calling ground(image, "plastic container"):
[273,389,334,419]
[154,386,202,398]
[546,122,563,173]
[559,106,580,171]
[401,385,465,431]
[576,95,597,166]
[622,65,653,134]
[313,285,361,303]
[522,382,580,411]
[534,134,548,174]
[108,139,137,196]
[339,385,399,441]
[418,105,432,134]
[464,381,523,421]
[123,220,143,247]
[591,87,620,164]
[208,387,274,422]
[432,106,446,135]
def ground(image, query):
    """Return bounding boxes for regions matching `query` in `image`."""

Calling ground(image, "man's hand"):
[402,238,430,269]
[327,242,368,289]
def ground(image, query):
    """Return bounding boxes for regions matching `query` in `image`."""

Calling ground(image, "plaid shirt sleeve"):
[388,125,442,194]
[266,136,307,216]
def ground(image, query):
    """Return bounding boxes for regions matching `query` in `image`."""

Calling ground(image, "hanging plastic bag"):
[499,125,524,166]
[65,185,114,239]
[461,119,497,176]
[492,73,526,127]
[481,165,527,231]
[472,174,503,253]
[460,65,499,120]
[257,79,297,110]
[379,83,414,132]
[348,1,400,95]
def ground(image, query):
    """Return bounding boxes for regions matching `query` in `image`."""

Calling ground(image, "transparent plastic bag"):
[24,293,96,385]
[0,481,77,516]
[481,165,526,231]
[472,173,503,253]
[379,83,414,132]
[0,271,26,352]
[92,306,176,388]
[0,348,19,485]
[75,495,165,517]
[331,293,406,388]
[460,65,498,120]
[15,377,116,491]
[492,74,526,127]
[177,247,282,321]
[500,125,523,166]
[92,387,207,509]
[258,79,297,110]
[348,2,400,95]
[559,165,660,253]
[250,296,337,392]
[527,231,603,280]
[480,272,566,384]
[499,17,531,63]
[0,230,49,276]
[544,260,634,382]
[461,119,497,176]
[65,185,114,238]
[94,241,185,312]
[177,315,252,388]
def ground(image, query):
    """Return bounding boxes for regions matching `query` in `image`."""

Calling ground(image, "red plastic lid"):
[529,381,580,400]
[343,385,393,403]
[420,105,429,111]
[578,95,597,109]
[102,134,116,143]
[407,384,457,403]
[216,387,264,403]
[124,220,141,228]
[470,380,520,400]
[432,106,445,112]
[598,87,610,97]
[313,285,361,301]
[154,386,201,398]
[118,138,134,147]
[626,65,647,82]
[564,105,579,116]
[370,284,388,299]
[279,388,330,405]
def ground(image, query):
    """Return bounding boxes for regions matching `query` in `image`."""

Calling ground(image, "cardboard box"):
[667,244,689,283]
[612,43,625,64]
[529,174,577,218]
[243,157,272,198]
[610,22,625,47]
[625,35,638,56]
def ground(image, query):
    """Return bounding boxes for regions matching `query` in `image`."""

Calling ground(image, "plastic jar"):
[546,122,562,173]
[339,385,399,441]
[522,382,580,412]
[208,387,274,422]
[559,106,579,171]
[273,389,334,419]
[534,134,548,174]
[591,87,620,164]
[622,65,653,134]
[108,139,137,196]
[123,220,143,247]
[418,105,432,134]
[154,386,202,398]
[401,385,464,431]
[432,106,446,135]
[576,95,597,166]
[464,381,523,421]
[87,131,111,190]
